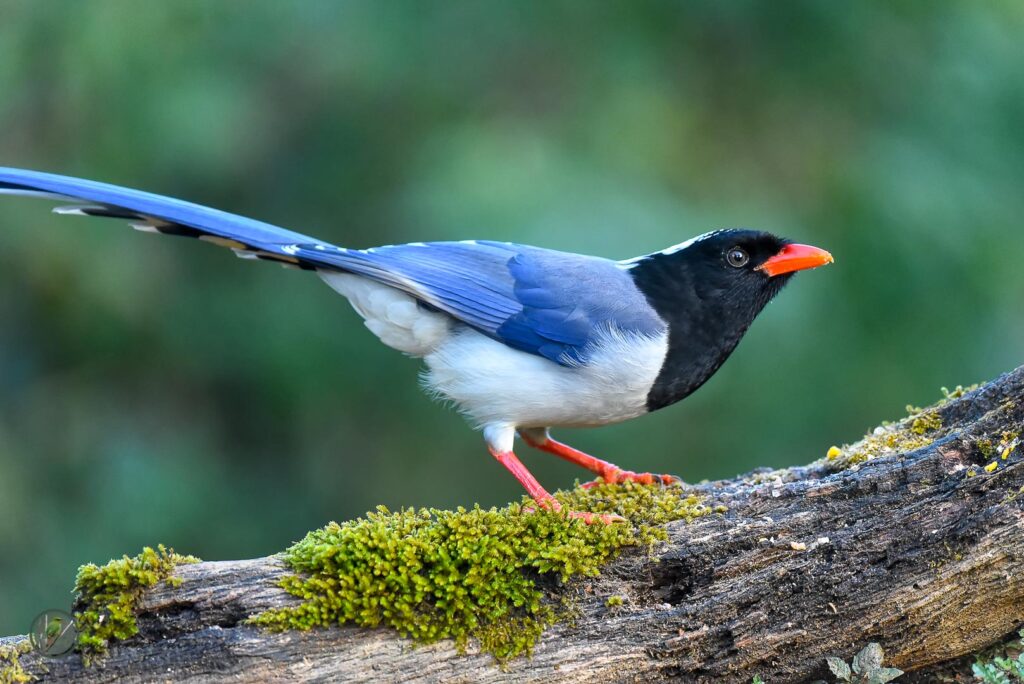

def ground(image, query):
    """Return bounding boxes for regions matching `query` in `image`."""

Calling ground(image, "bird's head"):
[626,229,833,311]
[672,229,833,306]
[626,229,833,409]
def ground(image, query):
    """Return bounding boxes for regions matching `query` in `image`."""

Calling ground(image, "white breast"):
[318,270,668,434]
[423,326,667,430]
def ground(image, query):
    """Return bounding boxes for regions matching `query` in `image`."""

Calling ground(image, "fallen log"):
[2,366,1022,683]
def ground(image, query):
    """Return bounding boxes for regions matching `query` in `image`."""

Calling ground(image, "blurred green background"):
[0,1,1022,635]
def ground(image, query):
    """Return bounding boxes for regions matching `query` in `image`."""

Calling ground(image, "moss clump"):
[820,387,959,470]
[940,384,979,401]
[252,482,712,661]
[0,640,34,684]
[910,410,942,435]
[977,438,997,458]
[822,382,1018,474]
[977,431,1020,475]
[73,545,199,663]
[823,419,938,470]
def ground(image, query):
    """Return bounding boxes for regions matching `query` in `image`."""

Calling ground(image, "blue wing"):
[0,168,665,364]
[301,241,666,364]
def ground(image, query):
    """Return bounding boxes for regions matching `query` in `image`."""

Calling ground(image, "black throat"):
[627,242,791,411]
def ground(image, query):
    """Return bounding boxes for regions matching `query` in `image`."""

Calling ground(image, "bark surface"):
[4,367,1023,683]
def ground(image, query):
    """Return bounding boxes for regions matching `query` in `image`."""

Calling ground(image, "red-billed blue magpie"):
[0,168,832,523]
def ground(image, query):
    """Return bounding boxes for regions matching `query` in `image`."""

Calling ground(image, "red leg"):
[488,446,559,509]
[487,446,623,524]
[518,429,679,488]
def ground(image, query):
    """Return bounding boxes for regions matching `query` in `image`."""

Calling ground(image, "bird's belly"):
[423,327,668,429]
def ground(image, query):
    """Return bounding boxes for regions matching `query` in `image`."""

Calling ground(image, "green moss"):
[827,378,995,471]
[73,545,199,663]
[252,482,712,661]
[910,411,942,435]
[0,640,34,684]
[979,431,1020,469]
[821,389,955,471]
[605,595,625,608]
[1003,486,1024,504]
[940,384,979,401]
[823,419,937,470]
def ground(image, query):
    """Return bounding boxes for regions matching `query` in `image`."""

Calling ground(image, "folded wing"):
[303,241,666,364]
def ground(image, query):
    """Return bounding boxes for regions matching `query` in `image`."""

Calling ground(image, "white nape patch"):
[656,229,725,256]
[282,244,300,255]
[424,326,668,430]
[617,229,727,268]
[318,270,450,357]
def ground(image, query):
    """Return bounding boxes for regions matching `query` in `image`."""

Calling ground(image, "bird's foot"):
[487,442,625,524]
[522,498,625,525]
[517,431,681,493]
[581,470,681,489]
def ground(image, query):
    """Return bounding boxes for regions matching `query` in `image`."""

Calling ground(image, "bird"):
[0,168,833,523]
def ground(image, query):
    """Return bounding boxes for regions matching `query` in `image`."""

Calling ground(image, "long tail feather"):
[0,167,341,269]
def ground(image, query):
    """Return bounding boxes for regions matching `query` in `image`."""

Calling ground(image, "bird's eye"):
[726,247,749,268]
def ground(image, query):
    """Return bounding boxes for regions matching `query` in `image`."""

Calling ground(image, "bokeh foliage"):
[0,1,1022,635]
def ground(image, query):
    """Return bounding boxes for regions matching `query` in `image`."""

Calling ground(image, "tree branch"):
[4,366,1024,683]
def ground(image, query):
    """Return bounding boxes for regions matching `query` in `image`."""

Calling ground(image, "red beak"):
[757,243,834,277]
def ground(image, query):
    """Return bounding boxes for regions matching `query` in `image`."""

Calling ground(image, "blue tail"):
[0,167,338,267]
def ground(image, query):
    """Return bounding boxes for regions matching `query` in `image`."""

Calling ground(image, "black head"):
[659,229,797,306]
[627,229,832,411]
